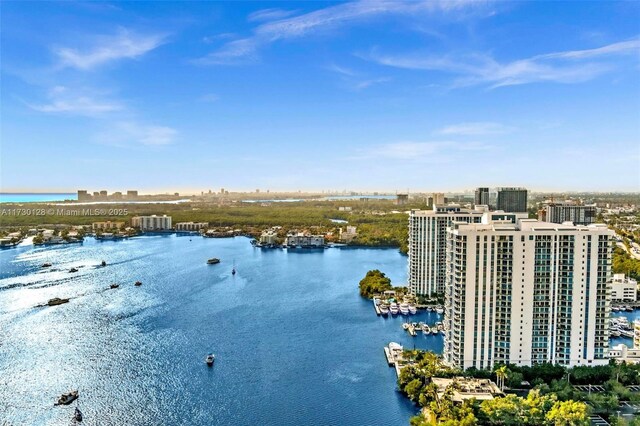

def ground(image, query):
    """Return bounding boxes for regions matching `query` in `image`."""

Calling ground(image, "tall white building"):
[131,215,172,231]
[444,217,614,370]
[408,205,489,295]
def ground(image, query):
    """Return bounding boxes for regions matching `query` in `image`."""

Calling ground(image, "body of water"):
[0,236,442,425]
[0,193,77,203]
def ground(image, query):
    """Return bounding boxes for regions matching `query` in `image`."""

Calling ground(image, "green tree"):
[545,400,590,426]
[523,389,557,425]
[358,269,392,298]
[479,394,524,425]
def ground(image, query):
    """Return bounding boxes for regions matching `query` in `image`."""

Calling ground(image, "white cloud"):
[198,0,487,65]
[97,121,178,146]
[358,140,492,160]
[437,122,514,136]
[327,63,390,90]
[54,29,166,70]
[353,77,391,90]
[26,86,123,116]
[247,8,298,23]
[365,38,640,88]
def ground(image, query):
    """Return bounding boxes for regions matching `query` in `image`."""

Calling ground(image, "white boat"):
[389,303,399,315]
[205,353,215,366]
[408,305,417,314]
[402,323,410,330]
[435,307,444,315]
[379,304,389,315]
[423,325,431,334]
[399,303,410,315]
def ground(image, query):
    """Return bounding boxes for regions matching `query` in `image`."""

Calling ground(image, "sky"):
[1,1,639,193]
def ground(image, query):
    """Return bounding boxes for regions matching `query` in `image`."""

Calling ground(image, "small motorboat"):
[207,258,220,265]
[402,323,410,330]
[55,390,78,406]
[134,281,142,286]
[231,268,236,275]
[205,353,215,366]
[101,260,107,267]
[74,407,83,422]
[408,305,417,315]
[110,284,119,289]
[69,268,79,273]
[48,298,70,306]
[41,263,52,268]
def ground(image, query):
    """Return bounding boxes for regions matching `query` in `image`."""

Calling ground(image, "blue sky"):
[1,1,639,193]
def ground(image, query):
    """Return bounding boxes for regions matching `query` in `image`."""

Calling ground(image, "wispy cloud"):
[197,0,487,65]
[365,38,640,88]
[355,140,492,160]
[327,63,390,90]
[26,86,123,116]
[54,29,167,70]
[436,122,514,136]
[96,121,178,146]
[354,77,391,90]
[247,8,298,23]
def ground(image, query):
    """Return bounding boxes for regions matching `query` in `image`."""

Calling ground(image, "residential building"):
[340,226,357,243]
[92,221,125,231]
[408,205,491,295]
[474,187,490,207]
[131,215,172,231]
[175,222,208,231]
[496,187,528,213]
[285,234,324,247]
[635,320,640,349]
[610,273,638,302]
[260,229,279,245]
[444,217,614,370]
[539,203,597,226]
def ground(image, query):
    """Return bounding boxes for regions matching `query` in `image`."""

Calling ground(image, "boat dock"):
[384,342,406,377]
[373,298,381,316]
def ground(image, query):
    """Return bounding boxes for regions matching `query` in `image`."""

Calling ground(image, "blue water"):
[0,193,77,203]
[0,236,442,425]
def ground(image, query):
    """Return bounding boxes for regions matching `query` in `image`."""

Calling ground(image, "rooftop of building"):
[431,377,503,402]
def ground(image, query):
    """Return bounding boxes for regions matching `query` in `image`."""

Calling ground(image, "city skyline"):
[2,1,639,192]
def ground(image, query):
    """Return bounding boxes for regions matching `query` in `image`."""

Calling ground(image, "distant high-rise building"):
[496,187,528,213]
[540,203,597,226]
[427,192,446,208]
[408,205,488,295]
[474,187,490,206]
[126,190,138,198]
[444,218,613,370]
[396,193,409,205]
[99,190,108,197]
[77,190,90,201]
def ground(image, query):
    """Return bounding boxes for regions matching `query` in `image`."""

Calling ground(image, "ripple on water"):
[0,236,436,425]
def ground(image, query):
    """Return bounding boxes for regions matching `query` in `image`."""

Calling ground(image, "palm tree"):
[495,365,509,391]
